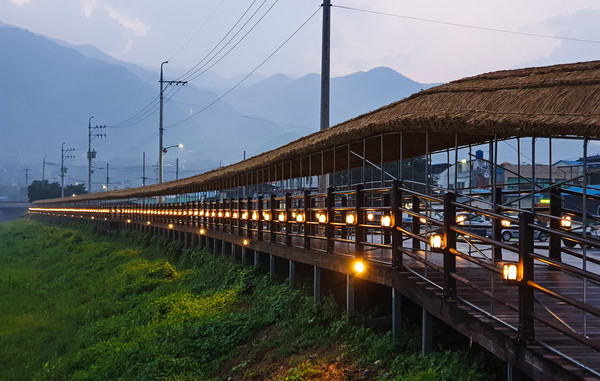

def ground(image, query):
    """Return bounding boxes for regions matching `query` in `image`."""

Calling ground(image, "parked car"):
[495,228,547,242]
[455,213,491,237]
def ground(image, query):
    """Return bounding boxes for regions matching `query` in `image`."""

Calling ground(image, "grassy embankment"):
[0,219,497,380]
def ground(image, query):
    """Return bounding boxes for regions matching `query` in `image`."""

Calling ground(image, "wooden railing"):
[30,182,600,376]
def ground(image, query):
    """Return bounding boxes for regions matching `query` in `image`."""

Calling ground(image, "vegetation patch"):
[0,219,498,380]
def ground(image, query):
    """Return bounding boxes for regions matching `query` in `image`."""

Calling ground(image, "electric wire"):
[332,4,600,45]
[167,0,226,62]
[167,6,321,128]
[176,0,261,81]
[106,0,275,129]
[169,98,312,130]
[183,0,280,83]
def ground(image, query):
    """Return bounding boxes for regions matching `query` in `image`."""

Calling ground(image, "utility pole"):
[24,168,29,194]
[61,143,75,198]
[142,152,147,186]
[106,163,109,191]
[319,0,331,190]
[159,61,187,184]
[88,116,106,194]
[42,156,46,182]
[320,0,331,132]
[176,158,179,180]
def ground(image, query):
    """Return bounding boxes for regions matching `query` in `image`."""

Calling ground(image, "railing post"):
[303,190,311,249]
[383,192,391,245]
[391,180,402,269]
[492,186,503,262]
[285,193,292,246]
[341,196,348,239]
[518,212,535,344]
[229,198,234,233]
[270,194,277,244]
[247,196,252,239]
[355,185,365,259]
[257,195,263,241]
[326,187,334,253]
[412,195,421,250]
[237,197,242,237]
[549,187,562,263]
[443,192,457,300]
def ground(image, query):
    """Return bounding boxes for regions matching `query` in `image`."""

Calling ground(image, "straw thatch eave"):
[35,60,600,205]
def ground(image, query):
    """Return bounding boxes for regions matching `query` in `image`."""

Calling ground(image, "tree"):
[27,180,61,202]
[64,183,87,196]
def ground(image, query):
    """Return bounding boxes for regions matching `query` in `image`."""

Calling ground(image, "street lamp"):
[161,144,183,182]
[162,144,183,153]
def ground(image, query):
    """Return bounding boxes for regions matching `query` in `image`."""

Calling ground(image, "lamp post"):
[159,61,168,184]
[158,62,187,184]
[88,116,94,192]
[161,144,183,181]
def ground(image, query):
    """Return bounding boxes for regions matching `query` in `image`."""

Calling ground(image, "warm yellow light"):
[243,239,249,246]
[296,213,304,223]
[561,216,572,228]
[225,211,231,218]
[420,217,427,224]
[456,215,466,225]
[354,261,365,273]
[126,219,131,223]
[346,214,355,225]
[503,264,518,281]
[252,212,258,221]
[183,211,187,215]
[278,213,286,222]
[381,215,392,227]
[146,221,151,225]
[318,214,327,224]
[168,224,174,229]
[218,211,223,217]
[199,210,204,216]
[194,211,198,216]
[91,216,95,220]
[292,212,296,218]
[211,211,216,217]
[367,212,374,221]
[242,212,248,220]
[263,212,271,221]
[430,234,442,249]
[233,212,239,219]
[199,229,205,235]
[501,219,511,227]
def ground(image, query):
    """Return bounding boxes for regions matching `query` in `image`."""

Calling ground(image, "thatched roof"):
[37,60,600,205]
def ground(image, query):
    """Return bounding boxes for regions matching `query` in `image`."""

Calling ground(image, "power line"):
[169,98,312,129]
[332,4,600,45]
[183,0,281,83]
[107,0,277,130]
[176,0,261,81]
[167,0,226,62]
[167,6,321,128]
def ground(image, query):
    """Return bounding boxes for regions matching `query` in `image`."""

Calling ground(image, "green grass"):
[0,219,496,380]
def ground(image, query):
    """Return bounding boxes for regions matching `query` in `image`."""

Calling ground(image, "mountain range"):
[0,22,438,193]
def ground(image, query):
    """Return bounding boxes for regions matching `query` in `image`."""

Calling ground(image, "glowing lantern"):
[354,261,365,273]
[381,215,391,227]
[346,214,355,225]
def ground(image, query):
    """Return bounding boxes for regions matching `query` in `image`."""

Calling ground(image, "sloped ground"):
[0,219,498,380]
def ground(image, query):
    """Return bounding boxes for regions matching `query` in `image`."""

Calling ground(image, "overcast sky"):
[3,0,600,84]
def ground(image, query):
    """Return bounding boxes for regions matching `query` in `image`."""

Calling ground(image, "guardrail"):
[30,182,600,376]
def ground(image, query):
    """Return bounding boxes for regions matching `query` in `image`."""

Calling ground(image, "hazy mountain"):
[0,21,435,195]
[0,24,286,191]
[226,67,438,129]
